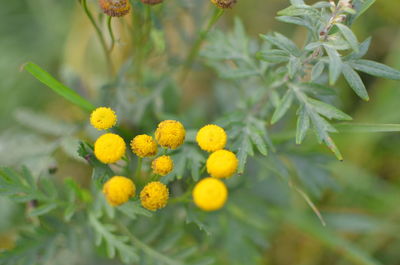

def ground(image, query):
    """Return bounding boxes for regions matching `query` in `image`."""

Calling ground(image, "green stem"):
[107,16,115,53]
[179,7,224,83]
[135,157,143,180]
[117,222,182,265]
[81,0,114,75]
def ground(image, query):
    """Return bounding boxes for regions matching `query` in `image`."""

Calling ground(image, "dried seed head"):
[141,0,164,5]
[99,0,130,17]
[211,0,237,9]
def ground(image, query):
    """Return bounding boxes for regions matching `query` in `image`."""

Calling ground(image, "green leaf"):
[308,98,352,121]
[342,63,369,101]
[271,89,294,124]
[324,46,342,85]
[29,203,58,217]
[276,16,312,31]
[349,59,400,80]
[336,123,400,133]
[24,62,95,112]
[311,61,325,81]
[260,33,301,57]
[256,50,290,63]
[296,106,310,144]
[335,23,359,52]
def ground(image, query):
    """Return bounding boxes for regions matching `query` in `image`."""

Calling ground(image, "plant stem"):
[107,16,115,53]
[179,7,224,83]
[117,222,182,265]
[81,0,114,75]
[135,157,143,179]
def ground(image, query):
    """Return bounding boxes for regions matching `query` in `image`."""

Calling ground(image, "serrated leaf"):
[349,59,400,80]
[342,63,369,101]
[271,89,294,124]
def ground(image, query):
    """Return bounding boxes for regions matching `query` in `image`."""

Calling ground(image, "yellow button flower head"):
[103,176,136,206]
[94,133,126,164]
[130,134,157,158]
[210,0,237,9]
[140,181,169,211]
[90,107,117,130]
[196,124,227,152]
[155,120,186,149]
[193,177,228,211]
[99,0,131,17]
[206,150,238,178]
[151,155,174,176]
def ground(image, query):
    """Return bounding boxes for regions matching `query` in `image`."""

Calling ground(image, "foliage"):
[1,0,400,265]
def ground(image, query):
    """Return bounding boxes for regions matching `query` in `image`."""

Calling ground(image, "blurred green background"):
[1,0,400,264]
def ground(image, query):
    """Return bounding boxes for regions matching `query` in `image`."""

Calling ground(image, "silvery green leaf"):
[349,59,400,80]
[342,63,369,101]
[336,23,359,52]
[324,45,342,85]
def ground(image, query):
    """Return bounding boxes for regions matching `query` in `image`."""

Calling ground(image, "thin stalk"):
[117,223,182,265]
[179,7,224,83]
[107,16,116,53]
[135,157,143,179]
[81,0,114,75]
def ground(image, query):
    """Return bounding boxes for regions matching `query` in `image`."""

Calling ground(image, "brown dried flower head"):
[99,0,131,17]
[211,0,237,9]
[141,0,164,5]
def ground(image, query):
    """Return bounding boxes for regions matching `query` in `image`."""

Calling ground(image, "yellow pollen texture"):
[193,177,228,211]
[140,181,169,211]
[103,176,136,206]
[155,120,186,149]
[206,150,238,178]
[151,155,174,176]
[196,124,227,152]
[130,134,158,158]
[94,133,126,164]
[90,107,117,130]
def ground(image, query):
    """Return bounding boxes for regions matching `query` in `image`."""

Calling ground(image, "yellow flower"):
[94,133,126,164]
[151,155,174,176]
[90,107,117,130]
[193,177,228,211]
[130,134,158,158]
[99,0,131,17]
[140,181,169,211]
[196,124,227,152]
[103,176,136,206]
[155,120,186,149]
[206,150,238,178]
[210,0,237,9]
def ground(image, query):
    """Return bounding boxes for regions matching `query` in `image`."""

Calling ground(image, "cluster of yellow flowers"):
[90,107,184,211]
[193,124,238,211]
[89,107,238,213]
[98,0,236,18]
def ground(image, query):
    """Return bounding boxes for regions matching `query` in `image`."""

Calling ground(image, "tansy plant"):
[1,0,400,264]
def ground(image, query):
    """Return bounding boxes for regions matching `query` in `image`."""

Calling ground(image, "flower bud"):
[141,0,164,5]
[99,0,131,17]
[211,0,237,9]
